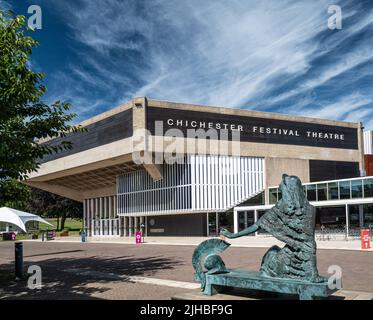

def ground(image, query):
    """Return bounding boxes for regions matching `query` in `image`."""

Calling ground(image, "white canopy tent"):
[0,207,53,233]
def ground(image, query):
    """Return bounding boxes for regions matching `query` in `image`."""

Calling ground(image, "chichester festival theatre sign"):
[146,107,358,150]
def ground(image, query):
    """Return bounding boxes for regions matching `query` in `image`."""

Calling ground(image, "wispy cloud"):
[284,93,371,120]
[0,0,12,10]
[38,0,373,128]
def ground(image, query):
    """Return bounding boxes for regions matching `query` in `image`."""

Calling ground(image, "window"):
[328,182,339,200]
[351,179,363,198]
[238,212,246,230]
[339,181,351,199]
[317,183,327,201]
[269,188,278,204]
[278,188,282,201]
[257,211,268,234]
[364,178,373,198]
[363,204,373,226]
[306,184,316,201]
[348,205,360,229]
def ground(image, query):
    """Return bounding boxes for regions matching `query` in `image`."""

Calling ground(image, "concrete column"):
[83,200,86,232]
[88,199,91,236]
[358,122,365,176]
[345,204,349,238]
[132,97,164,181]
[140,216,144,236]
[118,216,122,236]
[244,211,248,229]
[206,213,209,237]
[92,199,96,237]
[123,217,128,237]
[145,216,148,237]
[359,204,364,228]
[129,217,133,237]
[134,216,138,233]
[99,198,103,236]
[233,209,239,233]
[95,198,99,236]
[108,199,112,236]
[85,200,89,236]
[254,210,258,236]
[215,212,219,236]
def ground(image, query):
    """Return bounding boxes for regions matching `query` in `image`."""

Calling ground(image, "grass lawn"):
[42,218,82,231]
[0,218,83,241]
[39,218,82,237]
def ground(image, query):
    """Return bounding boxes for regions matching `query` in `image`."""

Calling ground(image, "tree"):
[0,178,30,210]
[27,188,82,231]
[0,10,84,181]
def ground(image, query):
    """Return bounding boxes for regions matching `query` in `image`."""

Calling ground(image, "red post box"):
[135,231,142,244]
[360,229,371,249]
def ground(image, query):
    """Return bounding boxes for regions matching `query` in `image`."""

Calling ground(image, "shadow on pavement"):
[24,249,84,258]
[0,254,183,300]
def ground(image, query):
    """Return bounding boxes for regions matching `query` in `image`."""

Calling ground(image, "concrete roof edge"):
[39,96,362,145]
[146,98,361,129]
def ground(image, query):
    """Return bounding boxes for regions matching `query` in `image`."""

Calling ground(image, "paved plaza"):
[0,240,372,299]
[40,235,373,251]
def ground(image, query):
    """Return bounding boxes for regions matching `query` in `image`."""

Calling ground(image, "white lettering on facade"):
[164,119,347,142]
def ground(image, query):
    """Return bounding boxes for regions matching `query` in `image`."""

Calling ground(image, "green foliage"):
[0,10,85,180]
[0,178,30,210]
[27,187,82,230]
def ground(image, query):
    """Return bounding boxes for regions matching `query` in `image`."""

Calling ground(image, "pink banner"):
[135,231,142,244]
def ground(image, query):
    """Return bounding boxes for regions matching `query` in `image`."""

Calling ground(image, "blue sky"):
[3,0,373,128]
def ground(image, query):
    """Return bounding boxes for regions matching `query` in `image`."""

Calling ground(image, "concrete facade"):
[25,97,364,236]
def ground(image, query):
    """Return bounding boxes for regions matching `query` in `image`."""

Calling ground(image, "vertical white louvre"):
[189,155,264,213]
[364,131,373,155]
[117,155,264,216]
[84,195,119,237]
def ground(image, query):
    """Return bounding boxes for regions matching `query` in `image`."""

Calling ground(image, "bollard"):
[15,242,24,280]
[81,230,86,242]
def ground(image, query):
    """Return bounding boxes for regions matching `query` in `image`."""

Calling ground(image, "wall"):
[265,157,309,204]
[365,155,373,176]
[309,160,360,182]
[146,213,207,236]
[40,108,133,163]
[265,157,310,187]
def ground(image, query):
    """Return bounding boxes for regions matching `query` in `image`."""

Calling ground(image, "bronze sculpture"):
[221,174,323,282]
[192,174,339,299]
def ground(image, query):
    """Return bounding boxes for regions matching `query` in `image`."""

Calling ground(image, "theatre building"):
[25,98,373,238]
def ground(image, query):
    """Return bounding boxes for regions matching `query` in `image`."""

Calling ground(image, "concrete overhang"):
[24,97,363,202]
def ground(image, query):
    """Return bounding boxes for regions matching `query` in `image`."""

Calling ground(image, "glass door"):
[219,211,234,233]
[238,211,255,235]
[208,212,217,237]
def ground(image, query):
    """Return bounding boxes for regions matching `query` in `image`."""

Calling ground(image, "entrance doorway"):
[207,212,234,237]
[238,211,255,235]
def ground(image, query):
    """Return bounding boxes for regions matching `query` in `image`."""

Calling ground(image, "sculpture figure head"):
[278,174,307,214]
